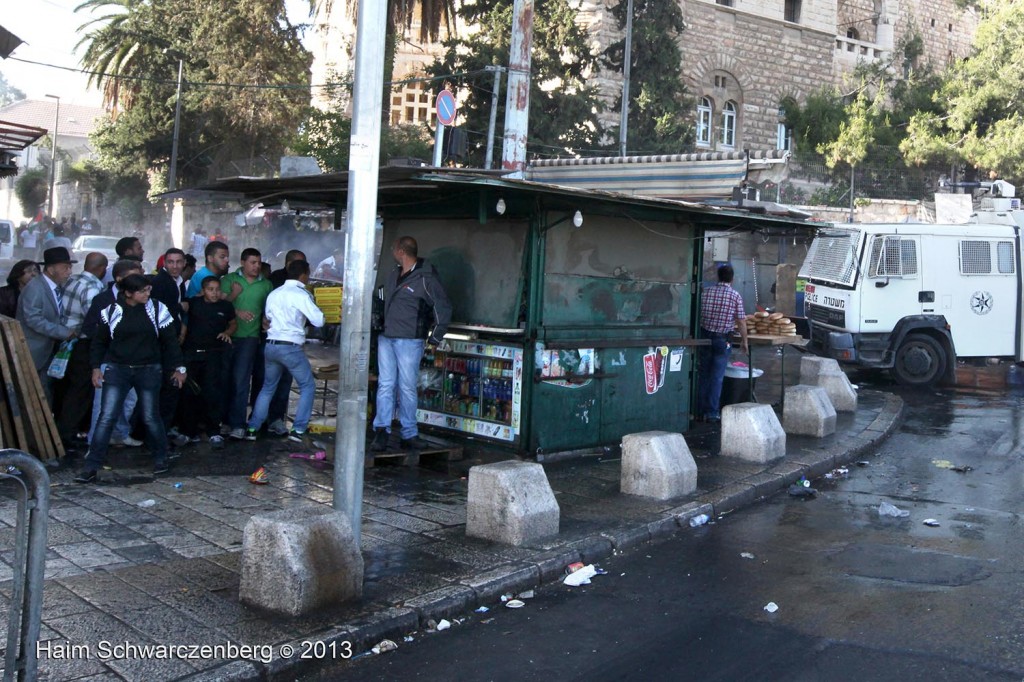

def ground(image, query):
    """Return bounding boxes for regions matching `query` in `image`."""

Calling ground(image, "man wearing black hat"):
[17,246,78,403]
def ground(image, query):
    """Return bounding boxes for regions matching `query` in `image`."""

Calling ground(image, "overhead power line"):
[8,55,495,92]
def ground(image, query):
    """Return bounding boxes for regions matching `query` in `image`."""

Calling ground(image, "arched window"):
[846,27,860,40]
[720,101,736,148]
[696,97,712,147]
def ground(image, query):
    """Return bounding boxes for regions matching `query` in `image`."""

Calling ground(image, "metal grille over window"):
[900,240,918,275]
[997,241,1015,274]
[799,228,862,286]
[960,241,992,274]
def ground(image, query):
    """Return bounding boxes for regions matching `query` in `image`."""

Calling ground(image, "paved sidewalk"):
[0,387,902,682]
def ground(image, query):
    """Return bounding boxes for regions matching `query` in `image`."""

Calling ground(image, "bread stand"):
[734,334,809,408]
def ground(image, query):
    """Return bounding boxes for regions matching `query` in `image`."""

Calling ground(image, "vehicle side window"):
[997,241,1015,274]
[960,241,992,275]
[869,236,917,278]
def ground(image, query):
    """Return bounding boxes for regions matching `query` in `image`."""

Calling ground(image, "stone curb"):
[188,391,904,682]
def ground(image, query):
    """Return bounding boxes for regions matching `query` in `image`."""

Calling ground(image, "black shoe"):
[153,461,170,475]
[370,429,389,452]
[74,469,98,484]
[400,436,430,450]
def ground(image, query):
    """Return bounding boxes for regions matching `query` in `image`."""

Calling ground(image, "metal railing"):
[2,451,49,682]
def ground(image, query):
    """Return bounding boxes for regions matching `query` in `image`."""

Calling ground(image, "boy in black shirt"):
[182,276,236,448]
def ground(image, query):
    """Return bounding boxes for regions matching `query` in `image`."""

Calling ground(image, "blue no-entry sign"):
[435,90,457,126]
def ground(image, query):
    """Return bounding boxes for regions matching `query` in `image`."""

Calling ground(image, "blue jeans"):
[85,364,168,471]
[88,364,137,443]
[373,336,424,439]
[268,368,291,425]
[697,331,732,419]
[226,337,260,429]
[248,343,315,433]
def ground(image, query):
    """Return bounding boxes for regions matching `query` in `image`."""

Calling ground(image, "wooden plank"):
[0,327,27,450]
[1,320,56,460]
[4,320,52,459]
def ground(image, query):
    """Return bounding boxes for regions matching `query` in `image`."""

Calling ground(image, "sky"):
[2,0,314,108]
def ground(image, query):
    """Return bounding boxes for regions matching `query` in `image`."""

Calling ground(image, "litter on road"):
[740,552,756,560]
[689,514,710,527]
[436,619,451,631]
[923,519,941,527]
[475,606,489,613]
[788,483,817,498]
[563,564,599,586]
[137,499,156,508]
[517,590,535,599]
[505,599,525,609]
[764,602,779,613]
[878,501,910,518]
[371,639,398,655]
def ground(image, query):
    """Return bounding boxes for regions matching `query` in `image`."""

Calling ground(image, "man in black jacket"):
[149,248,188,443]
[371,236,452,452]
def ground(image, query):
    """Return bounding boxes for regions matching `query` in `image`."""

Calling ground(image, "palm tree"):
[74,0,178,114]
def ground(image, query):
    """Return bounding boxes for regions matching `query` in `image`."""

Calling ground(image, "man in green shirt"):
[221,248,273,439]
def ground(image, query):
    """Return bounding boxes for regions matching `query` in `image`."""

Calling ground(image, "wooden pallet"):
[365,436,464,468]
[0,317,64,462]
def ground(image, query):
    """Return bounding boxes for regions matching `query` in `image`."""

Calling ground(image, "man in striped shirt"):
[698,264,748,422]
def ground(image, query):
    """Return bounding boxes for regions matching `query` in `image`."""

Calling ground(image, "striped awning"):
[526,150,789,201]
[0,119,46,151]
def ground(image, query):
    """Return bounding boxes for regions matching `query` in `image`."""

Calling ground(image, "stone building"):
[310,0,980,154]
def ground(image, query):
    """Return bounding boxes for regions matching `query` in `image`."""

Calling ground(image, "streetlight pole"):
[45,94,60,218]
[168,58,184,192]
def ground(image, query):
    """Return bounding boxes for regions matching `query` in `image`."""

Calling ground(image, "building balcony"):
[834,35,886,65]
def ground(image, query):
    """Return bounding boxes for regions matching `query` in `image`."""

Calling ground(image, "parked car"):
[70,235,126,273]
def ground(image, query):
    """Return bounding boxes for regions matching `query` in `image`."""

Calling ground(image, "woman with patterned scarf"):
[75,274,187,482]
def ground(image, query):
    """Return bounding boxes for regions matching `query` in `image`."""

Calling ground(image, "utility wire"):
[7,55,495,92]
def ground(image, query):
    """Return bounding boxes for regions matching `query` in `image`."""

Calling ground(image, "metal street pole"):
[335,0,387,547]
[45,94,59,218]
[849,165,855,222]
[484,66,504,169]
[500,0,534,175]
[168,59,184,192]
[618,0,634,158]
[433,122,445,167]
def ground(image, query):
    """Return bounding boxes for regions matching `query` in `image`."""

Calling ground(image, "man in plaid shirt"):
[698,264,748,422]
[56,252,108,451]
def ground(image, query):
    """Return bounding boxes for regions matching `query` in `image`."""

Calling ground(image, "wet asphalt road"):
[302,380,1024,682]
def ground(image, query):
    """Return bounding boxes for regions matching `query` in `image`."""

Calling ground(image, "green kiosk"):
[187,168,812,459]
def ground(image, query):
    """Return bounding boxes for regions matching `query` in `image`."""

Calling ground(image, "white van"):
[800,217,1021,387]
[0,220,14,261]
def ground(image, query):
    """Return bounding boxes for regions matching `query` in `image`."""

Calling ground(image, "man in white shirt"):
[245,260,324,442]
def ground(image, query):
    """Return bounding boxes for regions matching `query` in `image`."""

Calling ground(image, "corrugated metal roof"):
[0,99,105,139]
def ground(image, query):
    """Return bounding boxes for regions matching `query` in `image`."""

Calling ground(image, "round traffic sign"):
[435,90,457,126]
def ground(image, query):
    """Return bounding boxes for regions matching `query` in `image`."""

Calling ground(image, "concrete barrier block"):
[799,356,842,385]
[467,461,559,546]
[817,371,858,412]
[721,402,786,463]
[620,431,697,500]
[240,507,363,617]
[783,385,837,437]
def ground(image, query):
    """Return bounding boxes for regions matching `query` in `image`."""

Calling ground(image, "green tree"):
[77,0,311,194]
[901,0,1024,179]
[15,168,48,218]
[292,106,433,171]
[602,0,693,154]
[427,0,605,165]
[0,71,25,107]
